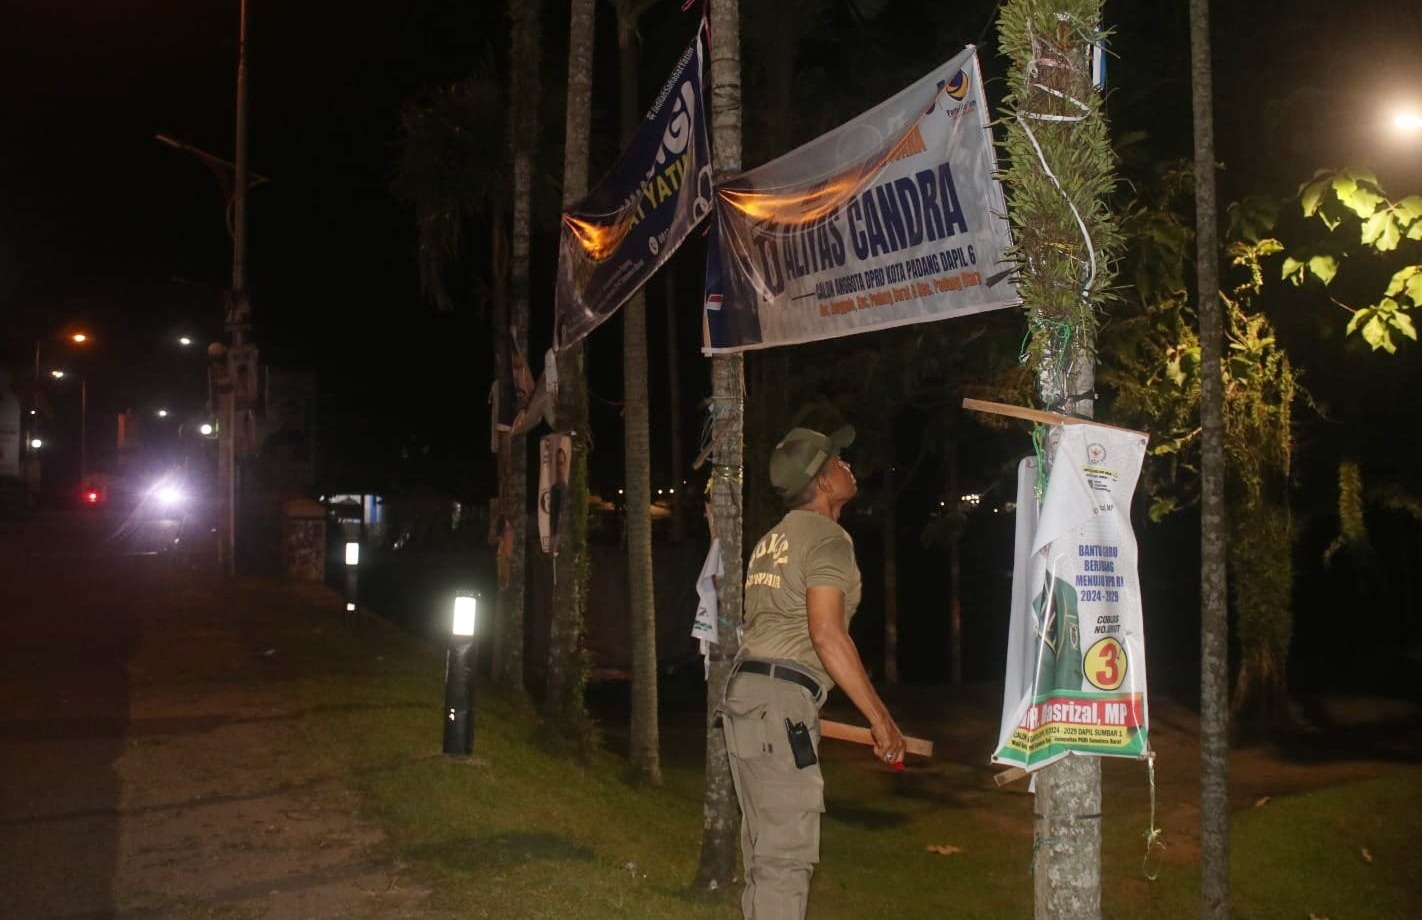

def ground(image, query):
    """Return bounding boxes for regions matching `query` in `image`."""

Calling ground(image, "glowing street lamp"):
[443,591,479,755]
[70,333,88,344]
[156,408,170,419]
[178,336,194,347]
[49,369,66,380]
[29,438,43,450]
[1393,111,1422,134]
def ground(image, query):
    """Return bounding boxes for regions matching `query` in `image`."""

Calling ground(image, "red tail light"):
[85,490,100,503]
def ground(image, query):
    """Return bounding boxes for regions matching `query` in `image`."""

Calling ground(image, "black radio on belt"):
[784,719,818,769]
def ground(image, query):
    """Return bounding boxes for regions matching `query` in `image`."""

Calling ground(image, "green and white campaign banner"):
[702,46,1018,354]
[993,424,1151,773]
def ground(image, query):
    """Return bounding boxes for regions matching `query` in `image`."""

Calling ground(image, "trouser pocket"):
[754,778,825,864]
[719,698,773,761]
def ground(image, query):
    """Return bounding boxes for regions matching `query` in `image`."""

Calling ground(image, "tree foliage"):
[1285,169,1422,354]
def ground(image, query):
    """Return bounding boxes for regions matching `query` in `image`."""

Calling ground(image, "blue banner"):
[555,31,713,350]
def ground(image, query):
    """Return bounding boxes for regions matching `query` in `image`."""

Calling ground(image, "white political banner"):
[692,537,722,679]
[993,424,1151,772]
[702,46,1018,354]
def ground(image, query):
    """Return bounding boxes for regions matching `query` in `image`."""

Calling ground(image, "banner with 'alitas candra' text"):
[993,424,1151,773]
[555,30,713,350]
[702,46,1018,354]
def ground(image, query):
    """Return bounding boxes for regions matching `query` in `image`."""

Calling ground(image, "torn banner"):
[703,46,1018,354]
[554,29,713,350]
[993,424,1151,773]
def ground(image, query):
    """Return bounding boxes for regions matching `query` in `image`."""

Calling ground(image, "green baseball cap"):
[769,425,856,501]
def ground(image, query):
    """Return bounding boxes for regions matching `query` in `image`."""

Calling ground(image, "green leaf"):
[1394,311,1418,342]
[1148,497,1179,523]
[1345,307,1372,336]
[1255,238,1284,257]
[1361,314,1391,351]
[1337,181,1385,219]
[1281,255,1305,285]
[1385,265,1421,298]
[1308,254,1339,286]
[1396,196,1422,223]
[1360,212,1395,248]
[1300,177,1331,217]
[1407,271,1422,307]
[1408,221,1422,242]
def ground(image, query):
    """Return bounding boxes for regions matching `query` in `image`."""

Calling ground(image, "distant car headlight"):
[152,483,186,507]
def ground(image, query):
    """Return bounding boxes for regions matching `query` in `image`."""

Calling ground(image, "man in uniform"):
[720,424,906,920]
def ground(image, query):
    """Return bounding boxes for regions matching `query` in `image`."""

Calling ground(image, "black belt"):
[733,659,821,698]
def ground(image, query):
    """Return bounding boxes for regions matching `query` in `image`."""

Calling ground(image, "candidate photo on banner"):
[702,45,1019,354]
[554,29,713,351]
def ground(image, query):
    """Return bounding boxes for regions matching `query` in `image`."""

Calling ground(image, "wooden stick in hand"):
[820,719,934,758]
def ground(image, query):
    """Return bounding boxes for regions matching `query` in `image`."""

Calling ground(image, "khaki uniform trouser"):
[719,669,825,920]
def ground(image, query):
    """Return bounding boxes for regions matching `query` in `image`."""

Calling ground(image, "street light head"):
[50,369,65,379]
[71,333,88,344]
[1393,111,1422,133]
[199,421,217,437]
[156,409,170,418]
[452,594,477,637]
[178,336,193,347]
[29,438,43,450]
[344,542,360,566]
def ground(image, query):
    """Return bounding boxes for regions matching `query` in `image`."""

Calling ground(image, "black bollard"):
[442,592,478,755]
[343,541,359,615]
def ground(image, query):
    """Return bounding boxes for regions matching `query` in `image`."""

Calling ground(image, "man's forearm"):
[813,630,892,728]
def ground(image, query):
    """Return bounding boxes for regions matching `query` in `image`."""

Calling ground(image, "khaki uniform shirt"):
[739,509,862,692]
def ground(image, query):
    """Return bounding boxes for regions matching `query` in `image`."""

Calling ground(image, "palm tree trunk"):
[695,0,744,891]
[948,441,963,686]
[544,0,596,755]
[1191,0,1230,914]
[617,0,661,786]
[502,0,541,694]
[998,1,1117,915]
[667,265,686,544]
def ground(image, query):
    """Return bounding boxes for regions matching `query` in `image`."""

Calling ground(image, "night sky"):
[4,1,1421,502]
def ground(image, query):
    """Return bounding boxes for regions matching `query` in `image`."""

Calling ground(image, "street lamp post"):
[28,332,91,487]
[158,1,258,576]
[79,374,87,486]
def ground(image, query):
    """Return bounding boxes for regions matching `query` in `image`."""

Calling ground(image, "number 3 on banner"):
[1085,636,1126,691]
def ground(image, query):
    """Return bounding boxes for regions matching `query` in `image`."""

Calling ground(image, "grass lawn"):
[293,639,1421,919]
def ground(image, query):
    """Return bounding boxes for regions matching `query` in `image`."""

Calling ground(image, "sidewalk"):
[0,514,449,920]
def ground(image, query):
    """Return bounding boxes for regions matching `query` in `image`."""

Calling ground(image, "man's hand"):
[871,716,907,765]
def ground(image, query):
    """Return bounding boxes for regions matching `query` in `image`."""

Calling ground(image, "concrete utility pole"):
[219,0,253,577]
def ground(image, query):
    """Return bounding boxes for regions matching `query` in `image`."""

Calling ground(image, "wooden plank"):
[820,719,934,758]
[961,398,1147,437]
[993,765,1030,787]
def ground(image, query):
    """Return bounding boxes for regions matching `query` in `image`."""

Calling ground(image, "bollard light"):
[443,591,478,755]
[342,541,360,616]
